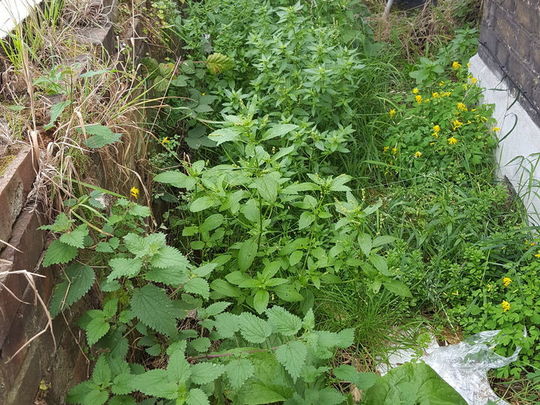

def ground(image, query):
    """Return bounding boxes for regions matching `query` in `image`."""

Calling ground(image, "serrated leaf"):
[190,362,226,385]
[108,258,143,281]
[83,389,109,405]
[145,266,188,286]
[208,127,241,145]
[203,301,231,317]
[185,278,210,299]
[275,341,307,381]
[253,173,279,203]
[266,306,302,336]
[39,213,73,232]
[298,212,315,230]
[155,170,197,190]
[187,388,210,405]
[252,290,269,314]
[66,381,95,404]
[86,317,110,346]
[108,396,136,405]
[43,240,78,266]
[214,313,240,338]
[168,348,191,384]
[130,285,179,336]
[210,279,242,298]
[238,238,257,271]
[151,245,190,270]
[131,369,177,399]
[92,356,112,385]
[190,337,211,352]
[226,359,254,389]
[111,374,135,395]
[238,313,272,343]
[49,263,95,317]
[335,328,355,348]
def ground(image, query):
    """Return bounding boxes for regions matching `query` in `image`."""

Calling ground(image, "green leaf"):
[49,263,95,317]
[185,278,210,299]
[86,317,110,346]
[92,355,112,385]
[151,245,190,269]
[372,235,396,248]
[167,349,191,384]
[190,363,226,385]
[43,240,78,266]
[274,284,304,302]
[238,382,287,404]
[253,290,269,314]
[111,374,135,395]
[208,127,241,145]
[66,381,95,404]
[226,359,254,389]
[39,212,73,232]
[333,365,379,390]
[298,212,315,229]
[238,313,272,343]
[187,388,210,405]
[253,173,279,203]
[155,170,197,190]
[190,337,211,352]
[210,279,242,298]
[145,266,188,286]
[202,301,231,317]
[108,396,136,405]
[207,53,234,75]
[79,124,122,149]
[214,313,240,338]
[357,233,372,256]
[383,279,412,297]
[44,100,72,130]
[108,258,143,281]
[82,389,109,405]
[369,254,389,276]
[335,328,355,348]
[275,341,307,381]
[190,196,218,212]
[132,369,178,399]
[238,238,257,271]
[262,124,298,141]
[199,214,224,233]
[130,285,179,336]
[266,306,302,336]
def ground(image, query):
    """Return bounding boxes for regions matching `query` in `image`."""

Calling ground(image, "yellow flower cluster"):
[412,88,420,94]
[501,300,511,312]
[414,151,422,158]
[432,125,440,138]
[452,61,462,70]
[452,119,463,130]
[415,95,423,104]
[130,187,140,199]
[502,277,512,287]
[432,92,440,98]
[161,137,171,145]
[389,109,396,118]
[492,127,501,132]
[448,137,458,145]
[456,102,467,112]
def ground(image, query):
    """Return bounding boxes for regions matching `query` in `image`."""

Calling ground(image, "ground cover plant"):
[26,0,539,403]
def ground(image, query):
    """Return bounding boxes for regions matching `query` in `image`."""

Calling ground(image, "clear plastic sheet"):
[422,330,520,405]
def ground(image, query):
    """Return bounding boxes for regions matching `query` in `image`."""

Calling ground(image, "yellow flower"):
[161,137,171,145]
[383,146,390,152]
[457,102,468,112]
[467,62,471,68]
[414,151,422,158]
[501,300,511,312]
[535,251,540,258]
[492,127,501,132]
[448,137,458,145]
[429,142,435,146]
[469,76,478,84]
[530,241,537,246]
[391,147,398,154]
[415,95,423,104]
[433,125,441,133]
[452,120,463,130]
[130,187,140,199]
[412,88,420,94]
[432,92,440,98]
[439,81,445,87]
[452,61,462,70]
[502,277,512,287]
[442,91,452,97]
[389,109,396,118]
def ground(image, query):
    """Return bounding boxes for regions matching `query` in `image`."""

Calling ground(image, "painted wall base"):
[0,0,43,39]
[469,53,540,226]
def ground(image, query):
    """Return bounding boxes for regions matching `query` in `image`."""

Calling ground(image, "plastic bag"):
[422,330,520,405]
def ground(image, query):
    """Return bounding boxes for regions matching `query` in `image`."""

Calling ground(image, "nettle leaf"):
[39,212,73,232]
[185,278,210,299]
[145,266,188,286]
[214,313,241,338]
[226,359,254,389]
[202,301,231,318]
[276,341,307,381]
[111,374,135,395]
[167,349,191,384]
[66,381,98,404]
[190,363,226,385]
[154,170,197,190]
[92,355,112,385]
[190,337,211,352]
[132,369,177,399]
[151,245,190,270]
[187,388,210,405]
[298,212,315,230]
[43,239,78,266]
[266,306,302,336]
[79,124,122,149]
[333,365,379,390]
[238,313,272,343]
[130,285,179,336]
[86,317,110,346]
[49,263,95,317]
[238,238,257,271]
[253,290,269,314]
[108,258,143,281]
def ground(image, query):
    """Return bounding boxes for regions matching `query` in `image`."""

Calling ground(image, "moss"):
[0,155,16,176]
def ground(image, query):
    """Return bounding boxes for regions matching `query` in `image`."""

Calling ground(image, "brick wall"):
[479,0,540,125]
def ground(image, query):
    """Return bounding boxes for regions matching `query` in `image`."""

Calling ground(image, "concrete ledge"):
[0,146,38,250]
[469,53,540,225]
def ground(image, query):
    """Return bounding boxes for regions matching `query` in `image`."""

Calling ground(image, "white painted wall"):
[469,54,540,225]
[0,0,43,39]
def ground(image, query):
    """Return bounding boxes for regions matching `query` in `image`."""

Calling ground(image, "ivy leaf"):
[130,285,179,336]
[154,170,197,190]
[49,263,95,317]
[238,312,272,343]
[108,258,143,281]
[266,306,302,336]
[43,240,78,266]
[190,363,226,385]
[132,369,178,399]
[226,359,254,389]
[276,341,307,381]
[187,388,210,405]
[185,278,210,299]
[253,290,269,314]
[79,124,122,149]
[86,317,110,346]
[238,238,257,271]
